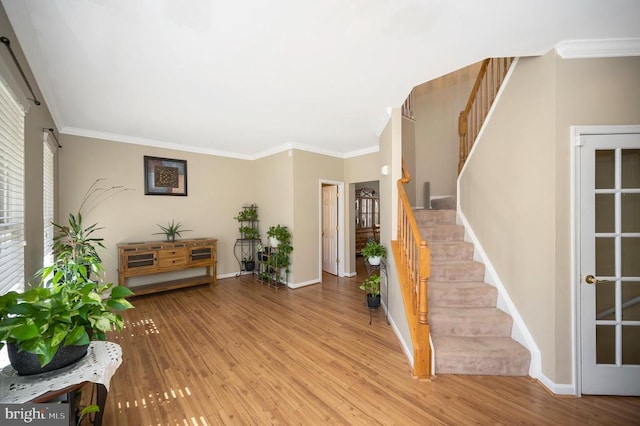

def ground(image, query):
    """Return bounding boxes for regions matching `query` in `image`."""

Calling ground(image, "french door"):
[578,129,640,396]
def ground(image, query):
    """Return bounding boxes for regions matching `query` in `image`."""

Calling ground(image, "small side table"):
[364,259,390,325]
[0,341,122,426]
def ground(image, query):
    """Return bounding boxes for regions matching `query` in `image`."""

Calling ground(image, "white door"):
[322,185,338,275]
[579,131,640,396]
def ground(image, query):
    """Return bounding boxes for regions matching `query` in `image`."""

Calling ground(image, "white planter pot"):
[269,236,280,248]
[368,256,381,266]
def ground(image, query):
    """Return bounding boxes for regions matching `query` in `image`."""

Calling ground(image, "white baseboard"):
[386,305,414,369]
[288,279,320,289]
[457,209,543,381]
[538,373,576,396]
[217,272,238,280]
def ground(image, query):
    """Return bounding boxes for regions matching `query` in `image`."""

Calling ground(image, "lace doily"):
[0,341,122,403]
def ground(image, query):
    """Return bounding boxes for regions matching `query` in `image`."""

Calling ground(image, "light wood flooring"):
[104,266,640,425]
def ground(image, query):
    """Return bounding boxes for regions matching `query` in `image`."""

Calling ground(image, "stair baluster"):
[392,161,431,378]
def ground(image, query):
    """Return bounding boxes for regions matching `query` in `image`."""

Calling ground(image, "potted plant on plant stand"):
[361,240,386,266]
[242,257,256,272]
[266,224,290,248]
[238,226,260,240]
[265,225,293,285]
[234,205,258,222]
[359,274,381,309]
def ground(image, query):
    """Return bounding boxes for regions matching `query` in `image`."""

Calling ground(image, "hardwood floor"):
[104,267,640,425]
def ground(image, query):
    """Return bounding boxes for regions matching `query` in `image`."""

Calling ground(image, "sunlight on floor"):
[111,318,159,340]
[115,386,210,426]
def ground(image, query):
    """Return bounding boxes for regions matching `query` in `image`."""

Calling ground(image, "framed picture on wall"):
[144,156,188,196]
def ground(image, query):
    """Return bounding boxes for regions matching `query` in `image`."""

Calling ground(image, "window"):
[43,134,55,267]
[0,78,25,294]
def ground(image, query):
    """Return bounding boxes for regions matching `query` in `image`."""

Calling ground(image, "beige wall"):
[0,7,57,285]
[253,149,294,269]
[554,55,640,380]
[460,53,557,378]
[58,135,256,286]
[414,63,480,203]
[459,52,640,384]
[56,137,371,289]
[292,150,343,284]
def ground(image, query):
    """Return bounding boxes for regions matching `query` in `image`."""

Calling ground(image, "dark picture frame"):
[144,156,188,196]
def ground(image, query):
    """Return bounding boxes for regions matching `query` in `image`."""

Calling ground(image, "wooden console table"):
[117,238,217,296]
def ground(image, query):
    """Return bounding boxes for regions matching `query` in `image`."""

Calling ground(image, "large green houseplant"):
[0,180,134,374]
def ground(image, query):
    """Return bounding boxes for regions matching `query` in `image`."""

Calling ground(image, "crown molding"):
[555,38,640,59]
[61,127,255,160]
[61,126,380,161]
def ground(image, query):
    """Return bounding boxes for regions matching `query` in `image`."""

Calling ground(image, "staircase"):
[415,207,530,376]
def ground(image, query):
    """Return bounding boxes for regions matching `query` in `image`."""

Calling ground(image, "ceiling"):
[4,1,640,159]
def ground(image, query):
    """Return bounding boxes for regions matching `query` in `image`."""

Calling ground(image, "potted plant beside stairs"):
[359,273,381,309]
[361,240,386,266]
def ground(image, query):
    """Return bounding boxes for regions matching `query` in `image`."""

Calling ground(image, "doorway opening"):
[320,180,345,278]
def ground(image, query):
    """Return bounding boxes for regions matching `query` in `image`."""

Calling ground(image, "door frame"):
[319,179,345,278]
[572,124,640,396]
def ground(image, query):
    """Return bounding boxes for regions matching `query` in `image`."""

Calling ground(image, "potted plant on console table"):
[154,219,192,242]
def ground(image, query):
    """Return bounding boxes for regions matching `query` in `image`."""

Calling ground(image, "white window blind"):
[43,134,55,267]
[0,78,25,294]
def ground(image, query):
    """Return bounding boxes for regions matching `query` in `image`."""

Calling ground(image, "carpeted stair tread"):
[419,203,531,377]
[430,260,485,282]
[420,224,465,242]
[429,241,474,260]
[413,209,456,226]
[429,307,512,337]
[429,281,497,307]
[431,336,530,376]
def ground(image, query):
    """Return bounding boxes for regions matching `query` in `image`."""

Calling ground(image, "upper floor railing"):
[458,57,514,173]
[402,90,414,120]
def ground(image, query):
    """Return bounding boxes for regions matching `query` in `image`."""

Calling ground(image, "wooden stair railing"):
[392,161,431,378]
[458,57,514,173]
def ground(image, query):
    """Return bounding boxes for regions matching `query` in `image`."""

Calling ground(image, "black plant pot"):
[243,261,256,272]
[366,294,381,309]
[8,342,89,376]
